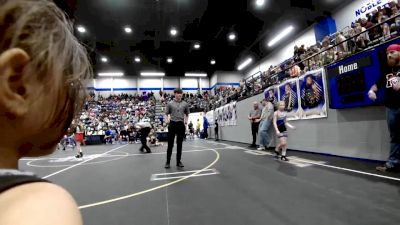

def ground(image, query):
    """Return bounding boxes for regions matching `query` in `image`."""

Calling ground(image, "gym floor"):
[19,140,400,225]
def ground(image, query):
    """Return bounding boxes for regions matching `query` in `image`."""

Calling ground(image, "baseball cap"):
[174,88,183,93]
[387,44,400,52]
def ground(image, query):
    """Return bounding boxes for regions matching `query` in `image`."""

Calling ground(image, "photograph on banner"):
[216,107,223,127]
[219,107,226,127]
[264,86,279,108]
[231,102,237,125]
[223,104,230,126]
[225,102,237,126]
[278,79,301,120]
[299,69,327,119]
[206,110,214,126]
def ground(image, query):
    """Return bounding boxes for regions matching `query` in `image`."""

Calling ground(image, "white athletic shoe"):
[257,147,265,151]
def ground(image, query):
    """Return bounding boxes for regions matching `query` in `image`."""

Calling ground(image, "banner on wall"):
[278,79,301,121]
[205,110,214,126]
[215,102,237,127]
[299,69,327,119]
[264,86,279,108]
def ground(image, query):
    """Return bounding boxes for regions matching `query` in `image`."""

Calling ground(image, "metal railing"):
[209,13,400,111]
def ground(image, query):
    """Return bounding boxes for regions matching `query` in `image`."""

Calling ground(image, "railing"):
[208,13,400,111]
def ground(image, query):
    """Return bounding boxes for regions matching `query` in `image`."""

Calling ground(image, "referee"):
[165,88,190,169]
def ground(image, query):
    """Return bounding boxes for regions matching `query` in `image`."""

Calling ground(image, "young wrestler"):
[0,0,91,224]
[273,101,296,161]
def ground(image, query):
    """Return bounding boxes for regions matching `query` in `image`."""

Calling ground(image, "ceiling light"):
[167,57,173,63]
[210,59,216,65]
[256,0,265,7]
[185,73,207,77]
[140,72,165,77]
[124,26,132,33]
[101,57,108,62]
[134,57,141,63]
[267,25,294,47]
[98,72,124,77]
[194,43,201,49]
[170,28,178,36]
[228,33,236,41]
[77,25,86,33]
[237,58,253,71]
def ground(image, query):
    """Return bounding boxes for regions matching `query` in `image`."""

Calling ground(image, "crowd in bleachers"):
[61,2,400,122]
[160,90,215,112]
[212,1,400,109]
[60,92,170,149]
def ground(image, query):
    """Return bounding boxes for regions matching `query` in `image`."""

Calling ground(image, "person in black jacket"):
[368,44,400,172]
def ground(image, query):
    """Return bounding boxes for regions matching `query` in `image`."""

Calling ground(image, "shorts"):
[277,131,288,138]
[75,133,84,143]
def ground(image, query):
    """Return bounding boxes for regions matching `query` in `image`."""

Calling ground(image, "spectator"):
[196,119,201,138]
[368,44,400,172]
[203,115,209,139]
[257,98,275,151]
[248,102,262,148]
[215,121,219,141]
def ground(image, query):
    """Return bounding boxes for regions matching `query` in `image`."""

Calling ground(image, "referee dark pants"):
[139,127,151,153]
[167,121,185,164]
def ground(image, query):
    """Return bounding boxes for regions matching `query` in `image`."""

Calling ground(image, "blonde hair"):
[0,0,92,131]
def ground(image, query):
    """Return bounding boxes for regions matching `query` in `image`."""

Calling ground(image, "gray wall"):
[210,73,218,87]
[218,93,390,161]
[216,71,243,83]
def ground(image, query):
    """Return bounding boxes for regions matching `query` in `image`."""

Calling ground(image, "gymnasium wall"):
[163,77,180,93]
[333,0,392,32]
[217,89,390,161]
[91,77,211,96]
[245,27,317,78]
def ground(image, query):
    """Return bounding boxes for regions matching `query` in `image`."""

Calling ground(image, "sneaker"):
[75,154,81,158]
[376,165,396,172]
[177,162,184,168]
[164,163,171,169]
[257,147,266,151]
[274,151,280,159]
[280,156,289,161]
[79,152,83,158]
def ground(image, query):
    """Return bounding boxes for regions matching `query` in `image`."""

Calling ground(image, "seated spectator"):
[289,61,301,78]
[335,32,348,54]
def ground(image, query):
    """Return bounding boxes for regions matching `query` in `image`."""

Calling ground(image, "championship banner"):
[215,102,237,127]
[299,69,327,119]
[264,86,279,108]
[215,107,222,127]
[206,110,214,126]
[278,78,301,121]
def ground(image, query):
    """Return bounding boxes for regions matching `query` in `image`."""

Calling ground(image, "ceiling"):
[55,0,350,77]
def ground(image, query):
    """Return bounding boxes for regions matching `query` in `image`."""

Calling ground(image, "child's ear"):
[0,48,31,117]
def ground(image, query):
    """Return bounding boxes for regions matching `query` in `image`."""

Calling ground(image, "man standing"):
[196,119,201,138]
[215,121,219,141]
[165,88,190,169]
[248,102,262,147]
[203,115,209,139]
[368,44,400,172]
[135,121,152,153]
[257,99,275,151]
